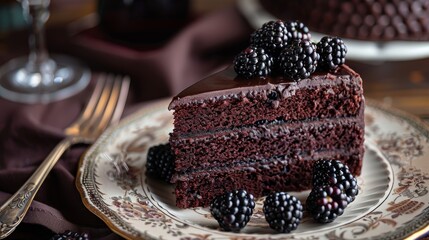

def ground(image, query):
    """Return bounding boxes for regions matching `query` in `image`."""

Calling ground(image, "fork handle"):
[0,138,73,239]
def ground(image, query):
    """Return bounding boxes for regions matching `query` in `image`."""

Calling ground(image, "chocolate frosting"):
[169,65,360,109]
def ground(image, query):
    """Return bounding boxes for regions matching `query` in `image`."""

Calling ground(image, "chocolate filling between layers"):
[174,149,363,208]
[170,115,364,171]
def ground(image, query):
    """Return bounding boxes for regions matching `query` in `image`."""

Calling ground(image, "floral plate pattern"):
[76,98,429,240]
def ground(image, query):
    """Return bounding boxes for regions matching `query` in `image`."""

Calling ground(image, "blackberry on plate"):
[286,21,311,41]
[263,192,303,233]
[250,20,291,56]
[279,40,319,81]
[210,189,255,232]
[50,230,89,240]
[146,143,175,183]
[234,46,273,78]
[306,186,348,223]
[313,159,359,203]
[317,36,347,70]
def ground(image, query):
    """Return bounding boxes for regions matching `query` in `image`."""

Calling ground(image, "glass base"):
[0,54,91,103]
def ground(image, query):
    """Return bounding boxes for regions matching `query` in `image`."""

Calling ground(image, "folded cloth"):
[0,4,252,240]
[69,5,252,102]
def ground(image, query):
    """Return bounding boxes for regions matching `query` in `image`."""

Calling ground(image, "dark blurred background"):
[0,0,428,120]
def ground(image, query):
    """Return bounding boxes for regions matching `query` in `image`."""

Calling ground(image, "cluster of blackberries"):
[146,143,175,183]
[209,160,358,233]
[145,143,358,231]
[306,159,359,223]
[210,190,303,233]
[234,20,347,81]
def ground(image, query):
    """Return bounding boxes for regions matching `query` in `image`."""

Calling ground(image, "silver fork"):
[0,74,130,239]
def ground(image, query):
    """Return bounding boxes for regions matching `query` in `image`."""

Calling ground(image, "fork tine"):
[84,75,129,137]
[80,74,107,123]
[96,75,130,132]
[110,76,130,125]
[80,74,115,134]
[95,76,122,131]
[65,75,107,135]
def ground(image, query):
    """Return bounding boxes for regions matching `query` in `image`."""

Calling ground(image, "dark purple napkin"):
[0,5,252,240]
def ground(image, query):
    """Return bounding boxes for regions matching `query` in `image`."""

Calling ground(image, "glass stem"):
[22,0,52,73]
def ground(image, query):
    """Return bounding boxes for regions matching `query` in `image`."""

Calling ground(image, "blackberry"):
[263,192,303,233]
[210,189,255,232]
[279,40,319,81]
[50,230,89,240]
[146,143,175,183]
[233,46,273,79]
[286,21,311,41]
[306,186,348,223]
[313,160,359,203]
[250,20,291,56]
[317,36,347,70]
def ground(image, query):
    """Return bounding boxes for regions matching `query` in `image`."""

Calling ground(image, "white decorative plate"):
[77,98,429,240]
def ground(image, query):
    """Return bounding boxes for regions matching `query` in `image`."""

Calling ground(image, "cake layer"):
[170,115,364,172]
[174,149,363,208]
[169,66,363,134]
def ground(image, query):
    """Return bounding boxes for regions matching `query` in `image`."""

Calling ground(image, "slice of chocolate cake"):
[169,65,364,208]
[165,19,364,209]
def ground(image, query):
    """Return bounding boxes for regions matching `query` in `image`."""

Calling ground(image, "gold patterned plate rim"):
[76,98,429,240]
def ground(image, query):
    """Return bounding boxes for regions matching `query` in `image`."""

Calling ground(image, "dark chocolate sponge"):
[169,65,364,208]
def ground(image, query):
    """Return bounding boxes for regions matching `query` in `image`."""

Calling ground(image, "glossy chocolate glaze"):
[169,65,360,109]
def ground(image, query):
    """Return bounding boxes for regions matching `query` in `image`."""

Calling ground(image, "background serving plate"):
[77,98,429,240]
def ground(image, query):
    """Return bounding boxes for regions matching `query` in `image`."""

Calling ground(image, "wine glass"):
[0,0,90,103]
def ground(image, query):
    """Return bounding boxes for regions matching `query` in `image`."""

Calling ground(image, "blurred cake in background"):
[259,0,429,41]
